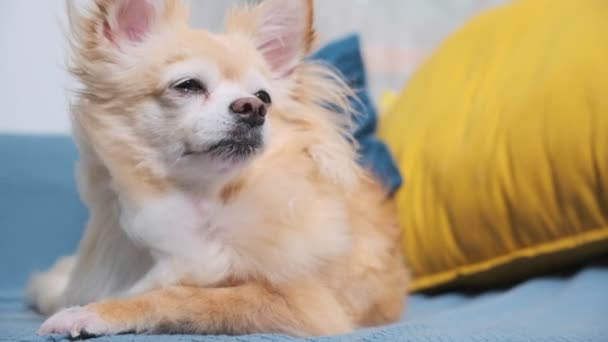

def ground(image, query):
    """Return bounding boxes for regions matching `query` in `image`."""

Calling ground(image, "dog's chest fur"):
[123,186,351,291]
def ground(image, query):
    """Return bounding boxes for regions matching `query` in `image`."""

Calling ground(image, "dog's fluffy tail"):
[27,256,76,316]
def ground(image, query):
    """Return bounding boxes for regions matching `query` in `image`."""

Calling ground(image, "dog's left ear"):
[226,0,315,77]
[68,0,189,64]
[97,0,188,48]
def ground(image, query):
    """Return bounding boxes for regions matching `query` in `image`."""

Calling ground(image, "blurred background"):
[0,0,503,134]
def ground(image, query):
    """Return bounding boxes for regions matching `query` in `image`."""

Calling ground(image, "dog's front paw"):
[38,306,116,338]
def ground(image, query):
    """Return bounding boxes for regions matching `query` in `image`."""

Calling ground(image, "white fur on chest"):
[121,183,351,295]
[121,194,238,292]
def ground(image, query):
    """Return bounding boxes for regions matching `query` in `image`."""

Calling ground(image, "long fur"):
[29,0,408,337]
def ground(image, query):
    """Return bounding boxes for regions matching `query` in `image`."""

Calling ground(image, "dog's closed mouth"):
[182,148,204,157]
[182,149,198,157]
[183,121,265,159]
[205,138,262,159]
[183,139,262,159]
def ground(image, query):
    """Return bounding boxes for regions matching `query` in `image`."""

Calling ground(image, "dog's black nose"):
[229,97,267,127]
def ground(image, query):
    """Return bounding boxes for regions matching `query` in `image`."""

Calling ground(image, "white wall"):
[0,1,72,134]
[0,0,503,135]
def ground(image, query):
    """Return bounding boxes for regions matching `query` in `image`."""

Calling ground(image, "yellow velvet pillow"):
[379,0,608,291]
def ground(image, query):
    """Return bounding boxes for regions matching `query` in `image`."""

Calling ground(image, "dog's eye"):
[172,79,205,94]
[255,90,272,105]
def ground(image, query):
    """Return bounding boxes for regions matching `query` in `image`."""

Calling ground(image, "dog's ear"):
[71,0,188,51]
[226,0,316,77]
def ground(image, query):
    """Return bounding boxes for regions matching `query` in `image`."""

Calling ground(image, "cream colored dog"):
[28,0,408,337]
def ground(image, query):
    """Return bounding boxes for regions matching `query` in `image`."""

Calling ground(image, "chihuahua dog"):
[28,0,408,337]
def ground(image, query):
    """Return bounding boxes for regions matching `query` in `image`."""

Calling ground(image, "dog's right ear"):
[68,0,188,56]
[225,0,315,78]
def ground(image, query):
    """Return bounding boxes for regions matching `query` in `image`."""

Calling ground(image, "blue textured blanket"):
[2,262,607,341]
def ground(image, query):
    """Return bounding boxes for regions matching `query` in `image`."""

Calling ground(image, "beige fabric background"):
[190,0,505,98]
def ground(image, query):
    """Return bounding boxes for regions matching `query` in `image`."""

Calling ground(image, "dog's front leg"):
[38,282,353,338]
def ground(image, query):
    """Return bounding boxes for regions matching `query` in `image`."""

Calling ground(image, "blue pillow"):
[311,34,402,195]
